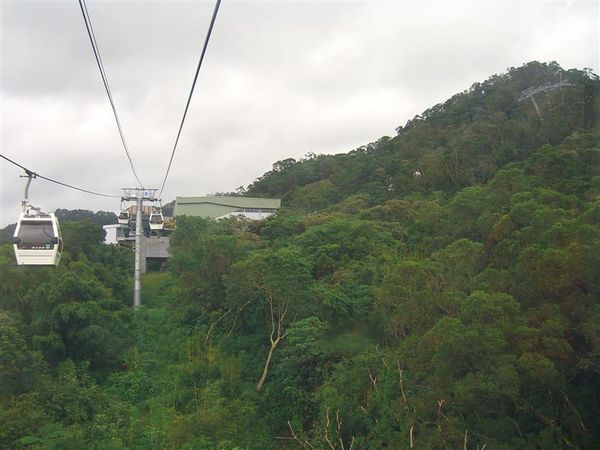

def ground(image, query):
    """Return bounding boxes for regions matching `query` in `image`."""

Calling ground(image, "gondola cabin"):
[12,212,63,266]
[118,211,130,225]
[149,210,164,231]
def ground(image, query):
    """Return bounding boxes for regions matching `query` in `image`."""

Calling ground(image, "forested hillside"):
[1,61,599,449]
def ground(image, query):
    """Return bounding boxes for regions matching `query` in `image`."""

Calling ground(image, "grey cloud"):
[1,0,598,226]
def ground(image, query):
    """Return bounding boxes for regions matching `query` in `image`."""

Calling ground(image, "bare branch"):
[227,298,254,337]
[287,420,315,449]
[518,400,581,450]
[437,399,448,450]
[268,291,276,345]
[348,436,355,450]
[397,360,409,409]
[205,307,232,345]
[336,410,344,450]
[324,407,335,450]
[509,417,525,441]
[563,393,587,432]
[436,399,444,432]
[368,368,377,390]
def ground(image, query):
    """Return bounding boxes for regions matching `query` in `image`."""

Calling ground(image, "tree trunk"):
[256,337,279,391]
[256,291,288,391]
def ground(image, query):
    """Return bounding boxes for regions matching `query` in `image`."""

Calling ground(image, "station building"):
[105,195,281,272]
[173,196,281,220]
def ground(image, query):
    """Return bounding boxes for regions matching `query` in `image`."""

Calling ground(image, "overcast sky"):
[1,0,598,226]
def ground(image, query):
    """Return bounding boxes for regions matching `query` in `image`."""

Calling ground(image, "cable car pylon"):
[120,187,158,308]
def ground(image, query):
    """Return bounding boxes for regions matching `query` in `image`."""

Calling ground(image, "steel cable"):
[158,0,222,198]
[78,0,144,188]
[1,153,120,198]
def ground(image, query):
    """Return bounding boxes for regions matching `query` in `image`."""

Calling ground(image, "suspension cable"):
[1,153,121,198]
[159,0,222,198]
[78,0,144,188]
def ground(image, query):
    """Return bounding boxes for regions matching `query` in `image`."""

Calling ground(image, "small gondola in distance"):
[149,209,164,231]
[118,211,131,225]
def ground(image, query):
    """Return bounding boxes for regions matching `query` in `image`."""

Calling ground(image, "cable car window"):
[16,221,55,248]
[150,215,163,224]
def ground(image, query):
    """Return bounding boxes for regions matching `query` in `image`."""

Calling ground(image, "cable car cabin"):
[118,211,130,225]
[12,213,63,266]
[149,211,164,231]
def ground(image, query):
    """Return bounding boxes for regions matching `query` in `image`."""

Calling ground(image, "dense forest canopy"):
[1,61,599,449]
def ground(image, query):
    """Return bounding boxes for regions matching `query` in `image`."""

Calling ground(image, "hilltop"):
[247,61,598,207]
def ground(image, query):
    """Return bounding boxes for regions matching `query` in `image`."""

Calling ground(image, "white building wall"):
[103,224,119,244]
[217,211,277,221]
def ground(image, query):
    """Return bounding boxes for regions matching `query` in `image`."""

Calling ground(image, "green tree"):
[226,246,313,391]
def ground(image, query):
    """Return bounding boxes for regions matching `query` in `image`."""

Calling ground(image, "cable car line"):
[78,0,144,188]
[1,153,120,198]
[158,0,222,199]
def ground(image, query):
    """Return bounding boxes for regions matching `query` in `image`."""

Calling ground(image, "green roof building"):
[174,196,281,220]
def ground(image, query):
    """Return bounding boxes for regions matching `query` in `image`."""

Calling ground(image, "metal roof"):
[174,196,281,218]
[175,196,280,208]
